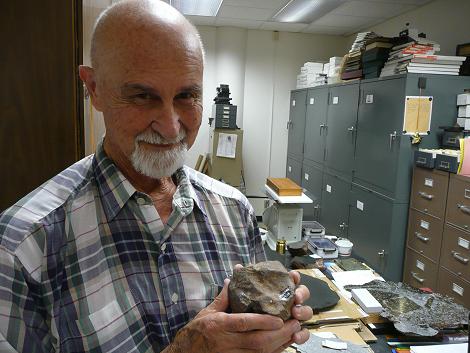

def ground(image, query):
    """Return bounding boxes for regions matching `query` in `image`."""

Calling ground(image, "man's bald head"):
[90,0,204,75]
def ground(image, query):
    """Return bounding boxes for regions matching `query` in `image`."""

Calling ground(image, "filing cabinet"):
[410,168,449,219]
[404,167,470,307]
[437,267,470,308]
[406,209,443,263]
[446,174,470,231]
[286,157,302,186]
[403,247,438,289]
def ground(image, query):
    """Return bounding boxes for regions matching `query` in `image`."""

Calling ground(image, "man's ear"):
[79,65,104,112]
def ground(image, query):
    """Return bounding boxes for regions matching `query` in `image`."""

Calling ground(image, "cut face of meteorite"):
[228,261,296,320]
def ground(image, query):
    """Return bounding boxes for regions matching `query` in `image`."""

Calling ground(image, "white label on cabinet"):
[356,200,364,211]
[309,97,315,105]
[458,237,470,250]
[288,166,292,172]
[333,96,339,105]
[292,100,296,107]
[326,184,332,193]
[416,260,425,271]
[420,220,430,230]
[365,94,374,104]
[424,178,434,187]
[304,173,309,181]
[452,283,464,296]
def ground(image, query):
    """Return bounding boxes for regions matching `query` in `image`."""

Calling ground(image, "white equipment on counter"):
[262,185,313,250]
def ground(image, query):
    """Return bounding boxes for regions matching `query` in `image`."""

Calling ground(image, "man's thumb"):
[208,278,230,312]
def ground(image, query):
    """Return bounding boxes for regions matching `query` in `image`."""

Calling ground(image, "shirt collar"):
[93,142,207,221]
[93,141,136,222]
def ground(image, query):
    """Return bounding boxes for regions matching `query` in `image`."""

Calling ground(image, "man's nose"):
[151,104,181,140]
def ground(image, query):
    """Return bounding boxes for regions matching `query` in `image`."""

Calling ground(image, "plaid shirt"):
[0,142,265,353]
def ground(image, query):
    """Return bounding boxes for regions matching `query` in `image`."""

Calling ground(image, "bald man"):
[0,1,312,352]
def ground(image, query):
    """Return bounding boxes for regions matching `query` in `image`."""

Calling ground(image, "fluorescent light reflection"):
[170,0,223,16]
[273,0,345,23]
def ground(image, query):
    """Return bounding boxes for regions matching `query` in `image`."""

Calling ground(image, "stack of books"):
[349,31,377,53]
[341,50,363,80]
[361,37,394,79]
[381,38,466,77]
[457,92,470,129]
[296,62,326,88]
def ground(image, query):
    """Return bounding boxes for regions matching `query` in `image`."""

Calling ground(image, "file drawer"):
[440,224,470,283]
[403,248,438,290]
[410,168,448,219]
[437,266,470,308]
[407,208,443,262]
[446,174,470,231]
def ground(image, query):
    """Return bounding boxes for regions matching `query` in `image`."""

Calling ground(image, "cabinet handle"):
[389,131,398,150]
[451,251,469,264]
[418,191,434,200]
[457,204,470,215]
[378,250,385,257]
[415,232,429,243]
[320,124,325,135]
[347,126,355,132]
[411,271,425,283]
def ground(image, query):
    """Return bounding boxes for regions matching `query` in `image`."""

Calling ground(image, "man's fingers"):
[223,313,284,332]
[294,284,310,304]
[292,328,310,345]
[289,270,301,285]
[204,278,230,313]
[291,304,313,321]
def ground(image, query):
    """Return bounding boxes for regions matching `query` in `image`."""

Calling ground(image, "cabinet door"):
[320,173,350,237]
[324,84,359,179]
[286,157,302,186]
[354,78,406,195]
[301,162,323,221]
[287,90,307,161]
[349,184,407,281]
[304,87,328,165]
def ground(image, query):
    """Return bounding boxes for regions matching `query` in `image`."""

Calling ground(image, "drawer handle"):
[415,232,429,243]
[451,251,469,264]
[457,204,470,215]
[411,272,424,283]
[418,191,434,200]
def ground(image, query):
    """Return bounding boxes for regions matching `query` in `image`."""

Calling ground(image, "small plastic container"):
[335,238,353,256]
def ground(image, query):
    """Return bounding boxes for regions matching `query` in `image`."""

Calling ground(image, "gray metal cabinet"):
[349,183,408,281]
[354,77,409,200]
[286,157,302,186]
[324,83,360,180]
[301,160,323,221]
[287,90,307,161]
[320,173,351,237]
[304,87,329,165]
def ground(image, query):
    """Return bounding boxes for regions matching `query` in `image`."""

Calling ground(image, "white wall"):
[82,3,350,199]
[197,27,349,197]
[351,0,470,55]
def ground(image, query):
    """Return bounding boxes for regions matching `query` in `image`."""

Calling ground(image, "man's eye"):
[177,92,197,101]
[134,93,152,100]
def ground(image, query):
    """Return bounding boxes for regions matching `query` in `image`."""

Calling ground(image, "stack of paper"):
[381,38,465,76]
[297,62,327,88]
[328,56,343,84]
[349,31,378,53]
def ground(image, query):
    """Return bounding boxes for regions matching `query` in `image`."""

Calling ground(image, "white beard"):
[130,129,187,179]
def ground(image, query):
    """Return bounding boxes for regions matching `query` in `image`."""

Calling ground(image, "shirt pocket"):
[68,291,146,351]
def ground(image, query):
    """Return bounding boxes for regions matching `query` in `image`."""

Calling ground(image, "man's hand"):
[165,277,311,353]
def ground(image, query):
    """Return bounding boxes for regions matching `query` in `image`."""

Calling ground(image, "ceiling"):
[184,0,434,36]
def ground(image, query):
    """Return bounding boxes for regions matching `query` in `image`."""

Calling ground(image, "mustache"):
[135,129,186,145]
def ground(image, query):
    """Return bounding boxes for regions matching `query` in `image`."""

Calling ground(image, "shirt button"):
[171,292,178,304]
[160,243,167,252]
[137,197,146,205]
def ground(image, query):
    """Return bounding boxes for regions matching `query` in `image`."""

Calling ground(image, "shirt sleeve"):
[0,246,53,353]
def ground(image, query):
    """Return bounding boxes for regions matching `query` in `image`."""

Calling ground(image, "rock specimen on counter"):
[287,240,309,257]
[228,261,295,320]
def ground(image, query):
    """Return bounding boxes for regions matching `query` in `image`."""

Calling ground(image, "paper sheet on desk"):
[216,133,237,158]
[410,343,468,353]
[331,270,384,299]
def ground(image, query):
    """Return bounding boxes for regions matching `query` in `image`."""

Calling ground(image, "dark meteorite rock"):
[228,261,296,320]
[287,240,309,257]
